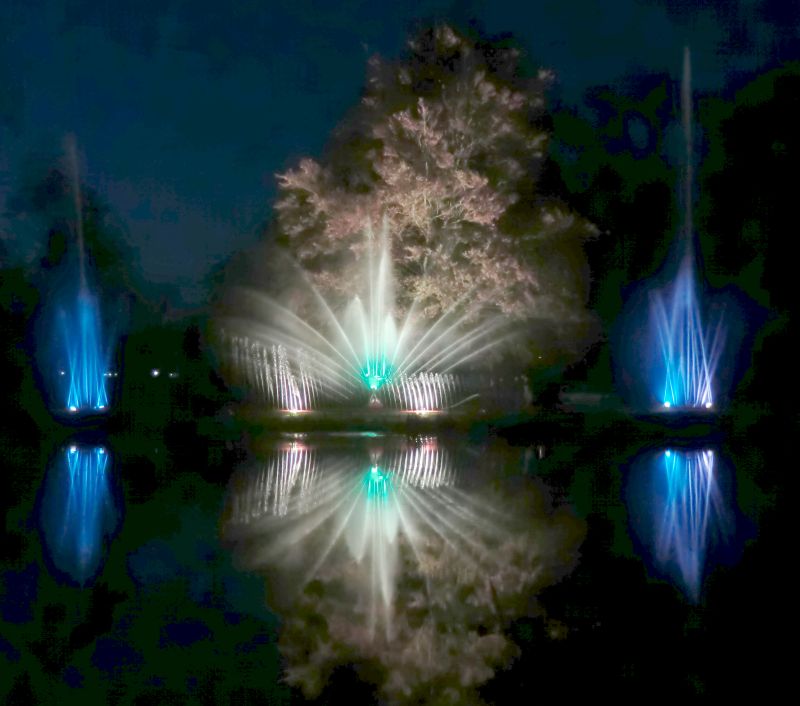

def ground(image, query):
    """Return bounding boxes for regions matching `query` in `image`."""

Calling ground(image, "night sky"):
[2,0,797,305]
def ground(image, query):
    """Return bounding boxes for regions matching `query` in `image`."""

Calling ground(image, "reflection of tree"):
[224,439,584,703]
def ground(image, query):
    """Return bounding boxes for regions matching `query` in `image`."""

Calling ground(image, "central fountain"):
[220,219,513,414]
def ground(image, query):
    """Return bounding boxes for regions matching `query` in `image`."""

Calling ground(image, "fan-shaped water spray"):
[220,220,512,412]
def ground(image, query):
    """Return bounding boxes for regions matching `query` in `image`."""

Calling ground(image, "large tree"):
[272,25,597,361]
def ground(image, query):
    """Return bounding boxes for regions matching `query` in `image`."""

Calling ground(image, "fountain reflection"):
[38,441,121,586]
[625,447,734,602]
[223,434,583,702]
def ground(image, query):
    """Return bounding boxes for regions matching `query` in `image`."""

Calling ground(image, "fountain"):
[220,219,511,413]
[650,48,724,412]
[54,137,115,418]
[614,49,727,415]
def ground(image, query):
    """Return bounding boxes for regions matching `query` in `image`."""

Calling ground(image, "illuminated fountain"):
[651,48,724,412]
[59,292,112,413]
[230,340,321,413]
[54,138,114,416]
[615,48,727,414]
[38,442,121,586]
[220,220,510,413]
[651,258,723,410]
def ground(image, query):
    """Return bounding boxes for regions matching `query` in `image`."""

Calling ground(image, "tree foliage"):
[273,25,598,358]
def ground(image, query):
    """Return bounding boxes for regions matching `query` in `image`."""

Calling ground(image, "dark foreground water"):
[1,415,785,703]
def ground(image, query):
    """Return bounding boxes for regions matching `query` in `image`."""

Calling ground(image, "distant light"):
[97,447,105,455]
[665,450,672,457]
[59,370,66,376]
[150,368,160,377]
[663,401,671,408]
[69,446,77,454]
[168,371,178,379]
[69,405,78,412]
[96,404,106,410]
[705,401,713,409]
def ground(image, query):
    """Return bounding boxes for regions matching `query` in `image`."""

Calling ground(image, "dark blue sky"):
[1,0,795,304]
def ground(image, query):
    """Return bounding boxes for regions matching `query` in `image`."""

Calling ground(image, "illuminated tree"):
[273,25,598,360]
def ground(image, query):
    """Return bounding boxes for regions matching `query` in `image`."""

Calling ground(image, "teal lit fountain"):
[221,219,511,413]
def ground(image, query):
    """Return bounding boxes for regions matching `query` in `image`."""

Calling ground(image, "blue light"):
[39,443,120,586]
[652,259,722,410]
[60,293,111,413]
[626,448,733,603]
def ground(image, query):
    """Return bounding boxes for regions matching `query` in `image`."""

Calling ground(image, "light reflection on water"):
[624,446,740,602]
[222,433,584,702]
[38,440,121,586]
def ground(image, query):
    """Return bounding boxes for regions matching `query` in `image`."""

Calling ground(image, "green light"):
[361,359,393,391]
[365,465,391,500]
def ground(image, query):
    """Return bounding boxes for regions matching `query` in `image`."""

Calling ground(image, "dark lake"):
[1,413,783,703]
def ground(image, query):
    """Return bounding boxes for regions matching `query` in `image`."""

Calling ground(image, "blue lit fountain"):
[651,48,724,413]
[615,48,726,416]
[54,139,115,419]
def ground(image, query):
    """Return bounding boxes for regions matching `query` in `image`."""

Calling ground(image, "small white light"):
[705,401,713,409]
[59,370,65,376]
[151,368,160,377]
[97,404,105,410]
[665,450,672,457]
[168,371,178,379]
[69,446,77,454]
[97,447,105,455]
[69,405,77,412]
[663,401,671,408]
